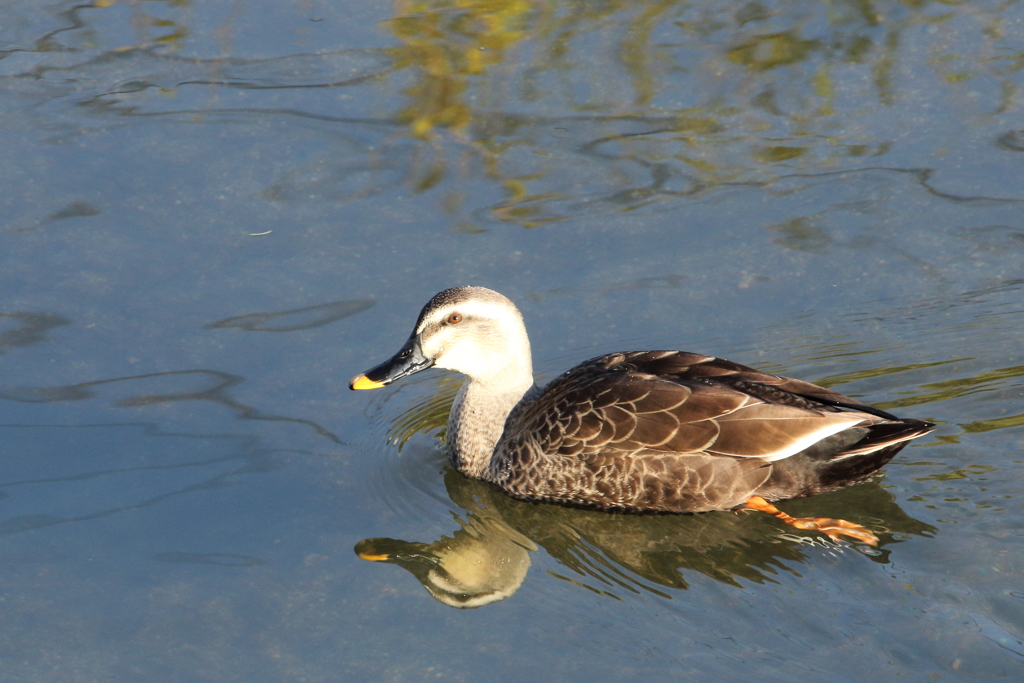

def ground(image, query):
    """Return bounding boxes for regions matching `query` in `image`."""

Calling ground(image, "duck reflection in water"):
[355,468,936,609]
[350,287,937,607]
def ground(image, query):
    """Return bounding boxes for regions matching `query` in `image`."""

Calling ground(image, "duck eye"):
[447,313,462,324]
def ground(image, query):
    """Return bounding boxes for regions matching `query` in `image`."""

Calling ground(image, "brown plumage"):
[350,287,934,517]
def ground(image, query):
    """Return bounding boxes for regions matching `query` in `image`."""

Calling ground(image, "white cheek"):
[432,340,480,374]
[425,339,454,369]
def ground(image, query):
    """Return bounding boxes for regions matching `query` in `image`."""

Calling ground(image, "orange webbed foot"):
[738,496,879,546]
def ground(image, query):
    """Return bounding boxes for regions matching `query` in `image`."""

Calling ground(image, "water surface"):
[2,1,1023,681]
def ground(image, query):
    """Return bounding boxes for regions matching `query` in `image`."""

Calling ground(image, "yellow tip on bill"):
[350,373,385,390]
[357,552,390,562]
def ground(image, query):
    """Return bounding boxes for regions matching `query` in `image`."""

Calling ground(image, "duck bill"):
[349,334,435,390]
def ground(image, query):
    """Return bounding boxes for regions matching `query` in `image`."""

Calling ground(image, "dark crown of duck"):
[351,286,933,521]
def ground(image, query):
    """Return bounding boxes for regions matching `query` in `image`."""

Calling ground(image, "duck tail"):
[817,418,934,489]
[829,418,935,461]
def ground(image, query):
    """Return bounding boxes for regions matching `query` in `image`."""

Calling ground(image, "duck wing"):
[607,350,882,414]
[520,350,869,464]
[494,351,927,512]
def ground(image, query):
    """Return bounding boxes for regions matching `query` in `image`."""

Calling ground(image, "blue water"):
[2,1,1023,680]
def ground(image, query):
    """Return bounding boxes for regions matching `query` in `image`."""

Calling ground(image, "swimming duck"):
[350,287,934,542]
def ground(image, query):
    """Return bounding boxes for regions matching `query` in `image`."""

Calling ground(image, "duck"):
[350,286,934,543]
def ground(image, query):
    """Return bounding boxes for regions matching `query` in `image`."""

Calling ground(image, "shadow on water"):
[0,368,343,444]
[0,422,275,537]
[0,312,71,356]
[355,466,936,609]
[206,299,375,332]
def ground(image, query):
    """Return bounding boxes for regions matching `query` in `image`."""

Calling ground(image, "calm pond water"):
[2,0,1023,680]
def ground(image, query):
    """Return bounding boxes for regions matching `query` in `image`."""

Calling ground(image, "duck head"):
[350,286,533,391]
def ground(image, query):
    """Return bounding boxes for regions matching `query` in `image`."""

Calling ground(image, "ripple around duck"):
[514,544,920,679]
[364,441,454,526]
[345,370,460,526]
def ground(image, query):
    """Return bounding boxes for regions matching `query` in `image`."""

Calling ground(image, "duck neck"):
[447,364,534,480]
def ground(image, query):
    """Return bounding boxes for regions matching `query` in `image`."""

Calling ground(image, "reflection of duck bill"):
[354,534,530,609]
[355,550,390,562]
[355,538,429,565]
